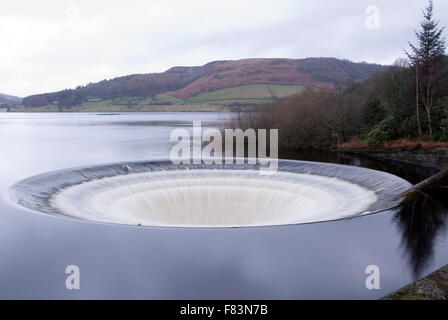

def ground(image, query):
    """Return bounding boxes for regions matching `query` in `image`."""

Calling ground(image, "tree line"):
[21,64,220,108]
[241,0,448,149]
[22,73,187,108]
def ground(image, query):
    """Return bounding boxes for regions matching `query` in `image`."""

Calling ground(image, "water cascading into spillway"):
[10,160,412,227]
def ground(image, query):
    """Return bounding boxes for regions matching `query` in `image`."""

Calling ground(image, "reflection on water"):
[0,112,447,298]
[282,148,448,280]
[394,190,448,279]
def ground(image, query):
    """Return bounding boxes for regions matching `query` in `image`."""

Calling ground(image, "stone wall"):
[337,149,448,170]
[381,264,448,300]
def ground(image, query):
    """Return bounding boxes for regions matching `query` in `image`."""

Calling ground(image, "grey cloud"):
[0,0,446,96]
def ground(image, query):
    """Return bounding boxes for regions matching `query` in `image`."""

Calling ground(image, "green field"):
[64,84,308,109]
[12,84,309,112]
[185,84,307,105]
[153,94,185,105]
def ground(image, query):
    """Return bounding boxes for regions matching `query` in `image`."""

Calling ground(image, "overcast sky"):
[1,0,447,97]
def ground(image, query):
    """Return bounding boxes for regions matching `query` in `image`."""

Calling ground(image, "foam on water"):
[10,160,412,228]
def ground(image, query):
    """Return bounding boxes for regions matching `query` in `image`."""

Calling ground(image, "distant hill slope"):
[165,58,384,99]
[0,93,22,105]
[296,57,385,84]
[23,58,385,108]
[165,58,328,99]
[186,84,307,105]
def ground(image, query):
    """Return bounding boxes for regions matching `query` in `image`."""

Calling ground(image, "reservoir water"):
[0,112,447,299]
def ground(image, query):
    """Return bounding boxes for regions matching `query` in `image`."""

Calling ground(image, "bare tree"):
[415,59,422,139]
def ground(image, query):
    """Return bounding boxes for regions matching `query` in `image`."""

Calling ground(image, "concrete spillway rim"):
[9,158,412,229]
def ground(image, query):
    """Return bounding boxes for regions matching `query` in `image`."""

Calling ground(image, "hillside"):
[22,58,385,109]
[0,93,22,106]
[164,58,334,99]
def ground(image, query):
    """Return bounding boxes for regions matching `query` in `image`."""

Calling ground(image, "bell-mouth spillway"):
[9,160,412,228]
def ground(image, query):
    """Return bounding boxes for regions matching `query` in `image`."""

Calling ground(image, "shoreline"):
[333,147,448,300]
[5,104,247,113]
[331,148,448,170]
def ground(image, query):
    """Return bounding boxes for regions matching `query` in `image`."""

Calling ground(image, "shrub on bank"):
[363,116,397,147]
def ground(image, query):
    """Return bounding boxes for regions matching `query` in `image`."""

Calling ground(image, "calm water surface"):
[0,112,446,299]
